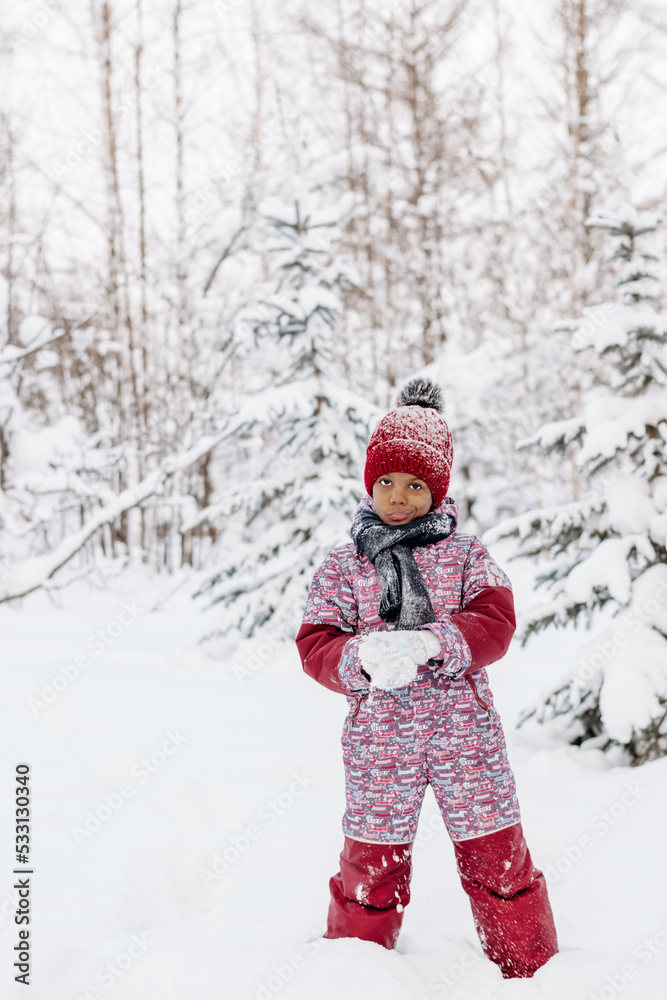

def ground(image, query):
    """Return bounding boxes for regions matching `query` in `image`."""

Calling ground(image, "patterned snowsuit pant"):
[341,665,521,844]
[327,667,558,977]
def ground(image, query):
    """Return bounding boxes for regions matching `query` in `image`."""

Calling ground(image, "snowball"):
[369,656,418,691]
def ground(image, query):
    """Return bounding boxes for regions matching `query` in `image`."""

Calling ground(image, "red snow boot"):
[452,821,558,978]
[324,836,413,949]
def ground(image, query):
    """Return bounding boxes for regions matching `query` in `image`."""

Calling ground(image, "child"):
[295,378,558,979]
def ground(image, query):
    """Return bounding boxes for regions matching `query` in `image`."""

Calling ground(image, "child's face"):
[371,471,433,525]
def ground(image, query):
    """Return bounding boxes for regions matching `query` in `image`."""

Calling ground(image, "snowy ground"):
[1,551,666,1000]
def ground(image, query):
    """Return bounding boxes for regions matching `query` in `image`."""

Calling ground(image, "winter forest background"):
[3,2,667,997]
[4,0,667,762]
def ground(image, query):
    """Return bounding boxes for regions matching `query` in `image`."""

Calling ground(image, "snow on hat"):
[364,377,454,507]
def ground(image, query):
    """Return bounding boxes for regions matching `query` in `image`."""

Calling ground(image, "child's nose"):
[390,487,407,504]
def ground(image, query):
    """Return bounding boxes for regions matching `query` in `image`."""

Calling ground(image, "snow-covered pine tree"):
[486,202,667,765]
[190,197,378,656]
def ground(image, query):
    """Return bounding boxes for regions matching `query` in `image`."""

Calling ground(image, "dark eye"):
[409,483,424,490]
[379,478,392,486]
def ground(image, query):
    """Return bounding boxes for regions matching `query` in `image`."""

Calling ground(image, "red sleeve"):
[450,585,516,674]
[295,622,353,695]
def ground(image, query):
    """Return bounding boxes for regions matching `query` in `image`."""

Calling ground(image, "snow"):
[599,629,667,743]
[630,564,667,633]
[0,274,8,332]
[11,416,84,484]
[516,416,585,453]
[0,428,239,602]
[2,559,667,999]
[651,477,667,513]
[368,656,418,691]
[585,207,662,238]
[0,17,664,997]
[649,511,667,546]
[483,496,604,547]
[577,392,666,466]
[17,315,53,348]
[605,475,654,535]
[591,303,667,352]
[563,535,650,605]
[297,286,340,316]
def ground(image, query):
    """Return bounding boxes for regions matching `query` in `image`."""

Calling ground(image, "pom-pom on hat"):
[364,377,454,507]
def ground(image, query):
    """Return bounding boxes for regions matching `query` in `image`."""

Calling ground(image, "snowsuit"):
[296,495,558,978]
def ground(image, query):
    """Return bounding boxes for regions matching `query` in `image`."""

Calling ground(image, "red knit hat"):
[364,378,454,507]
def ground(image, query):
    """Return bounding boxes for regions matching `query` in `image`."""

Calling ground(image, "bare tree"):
[303,0,491,389]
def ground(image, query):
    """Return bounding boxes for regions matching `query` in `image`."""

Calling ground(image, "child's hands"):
[362,652,419,691]
[358,634,416,689]
[358,630,441,691]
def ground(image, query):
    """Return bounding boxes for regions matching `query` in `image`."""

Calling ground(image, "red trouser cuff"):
[324,837,413,950]
[453,822,559,978]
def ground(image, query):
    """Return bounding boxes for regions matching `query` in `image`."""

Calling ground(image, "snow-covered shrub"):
[488,204,667,765]
[191,198,377,649]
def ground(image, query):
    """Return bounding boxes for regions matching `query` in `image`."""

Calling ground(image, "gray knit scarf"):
[349,507,454,629]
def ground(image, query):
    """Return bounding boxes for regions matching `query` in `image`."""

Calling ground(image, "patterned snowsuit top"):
[296,495,522,843]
